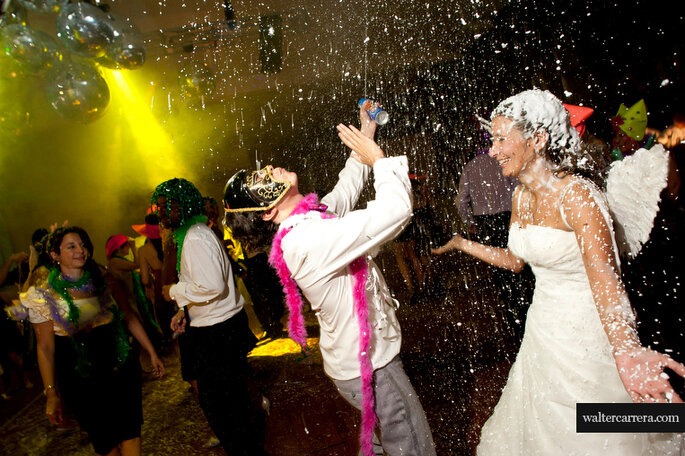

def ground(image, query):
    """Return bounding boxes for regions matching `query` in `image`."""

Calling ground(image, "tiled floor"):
[0,250,526,455]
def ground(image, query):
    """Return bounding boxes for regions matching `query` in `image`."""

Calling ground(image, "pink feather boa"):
[268,193,377,456]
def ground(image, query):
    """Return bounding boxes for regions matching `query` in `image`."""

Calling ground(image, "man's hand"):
[170,309,187,334]
[337,124,385,167]
[359,107,377,139]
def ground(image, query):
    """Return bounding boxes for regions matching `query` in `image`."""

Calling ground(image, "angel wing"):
[605,144,670,258]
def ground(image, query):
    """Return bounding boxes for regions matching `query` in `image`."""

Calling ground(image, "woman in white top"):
[21,226,164,456]
[433,89,684,455]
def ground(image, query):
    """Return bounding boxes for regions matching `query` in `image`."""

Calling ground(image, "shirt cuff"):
[345,155,369,170]
[169,283,190,307]
[373,155,409,174]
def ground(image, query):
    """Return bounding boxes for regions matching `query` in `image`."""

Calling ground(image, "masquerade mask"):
[223,166,292,212]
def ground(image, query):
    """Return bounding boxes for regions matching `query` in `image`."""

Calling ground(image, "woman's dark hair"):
[32,228,49,247]
[149,237,164,261]
[48,226,104,289]
[31,228,52,271]
[224,211,278,253]
[142,213,164,260]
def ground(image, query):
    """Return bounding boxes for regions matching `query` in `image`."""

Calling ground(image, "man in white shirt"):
[154,178,264,455]
[223,113,436,456]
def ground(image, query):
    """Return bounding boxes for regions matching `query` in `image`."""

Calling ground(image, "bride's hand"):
[431,234,465,255]
[615,347,685,403]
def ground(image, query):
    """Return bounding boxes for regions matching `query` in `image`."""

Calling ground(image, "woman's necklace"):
[46,267,132,377]
[54,270,94,291]
[48,268,94,324]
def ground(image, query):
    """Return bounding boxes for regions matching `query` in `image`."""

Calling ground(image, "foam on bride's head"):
[492,89,599,180]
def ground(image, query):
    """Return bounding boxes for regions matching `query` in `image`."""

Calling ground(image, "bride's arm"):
[431,187,525,272]
[563,182,685,403]
[431,235,524,271]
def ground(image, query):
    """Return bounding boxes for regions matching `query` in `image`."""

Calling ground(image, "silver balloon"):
[0,24,63,73]
[0,51,26,81]
[45,62,110,122]
[0,3,28,27]
[98,13,145,70]
[15,0,67,14]
[56,2,113,58]
[178,61,216,98]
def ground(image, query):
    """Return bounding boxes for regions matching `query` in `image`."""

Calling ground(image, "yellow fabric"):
[615,99,647,141]
[134,235,146,250]
[223,225,245,261]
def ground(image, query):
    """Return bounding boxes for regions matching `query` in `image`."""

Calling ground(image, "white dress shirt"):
[279,156,412,380]
[169,223,244,327]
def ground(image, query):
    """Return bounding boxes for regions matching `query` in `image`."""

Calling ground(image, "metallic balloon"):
[0,3,28,27]
[98,13,145,70]
[45,62,110,123]
[0,51,26,81]
[55,2,113,58]
[0,24,63,73]
[15,0,67,14]
[178,61,216,98]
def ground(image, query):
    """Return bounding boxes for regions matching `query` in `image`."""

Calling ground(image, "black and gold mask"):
[223,167,291,212]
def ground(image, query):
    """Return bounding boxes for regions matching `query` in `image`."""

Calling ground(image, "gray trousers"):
[333,355,436,456]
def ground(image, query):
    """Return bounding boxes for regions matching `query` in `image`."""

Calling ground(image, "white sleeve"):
[293,156,412,276]
[19,287,50,324]
[321,157,370,217]
[169,231,229,307]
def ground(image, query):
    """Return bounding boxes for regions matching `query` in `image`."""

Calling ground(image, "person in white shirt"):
[223,111,436,456]
[154,178,265,456]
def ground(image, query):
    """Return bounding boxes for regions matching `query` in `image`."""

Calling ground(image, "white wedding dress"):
[476,180,683,456]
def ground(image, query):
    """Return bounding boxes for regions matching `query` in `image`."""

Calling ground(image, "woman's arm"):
[0,252,28,286]
[431,234,524,271]
[563,181,685,403]
[33,320,65,424]
[432,186,525,272]
[139,244,162,287]
[109,276,165,377]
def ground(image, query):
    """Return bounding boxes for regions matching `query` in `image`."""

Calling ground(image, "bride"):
[433,89,684,455]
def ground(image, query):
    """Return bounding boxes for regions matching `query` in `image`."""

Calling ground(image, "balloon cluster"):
[0,0,146,123]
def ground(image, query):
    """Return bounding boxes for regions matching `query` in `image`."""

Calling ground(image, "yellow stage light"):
[101,69,191,187]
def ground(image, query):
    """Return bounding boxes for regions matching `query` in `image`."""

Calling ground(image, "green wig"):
[152,178,204,226]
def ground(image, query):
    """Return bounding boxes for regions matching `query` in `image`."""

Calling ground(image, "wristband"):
[43,384,56,395]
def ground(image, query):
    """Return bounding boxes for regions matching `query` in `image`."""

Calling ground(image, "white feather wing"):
[605,145,669,258]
